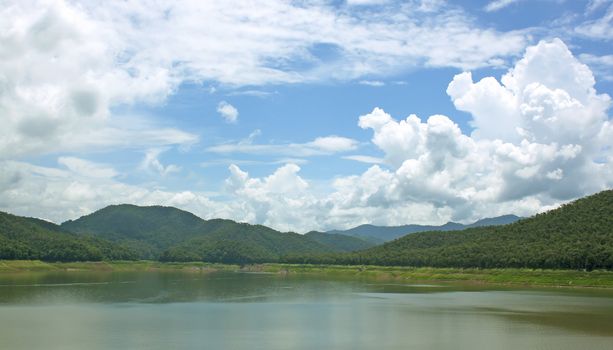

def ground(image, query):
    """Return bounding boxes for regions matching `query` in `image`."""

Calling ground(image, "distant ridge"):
[326,215,523,243]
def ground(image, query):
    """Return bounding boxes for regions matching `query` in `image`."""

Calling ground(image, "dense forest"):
[304,231,375,252]
[283,190,613,270]
[159,222,334,263]
[0,212,138,261]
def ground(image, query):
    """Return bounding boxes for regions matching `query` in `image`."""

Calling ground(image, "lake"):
[1,270,612,350]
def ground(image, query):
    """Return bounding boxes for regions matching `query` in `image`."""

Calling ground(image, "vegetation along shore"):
[1,260,613,289]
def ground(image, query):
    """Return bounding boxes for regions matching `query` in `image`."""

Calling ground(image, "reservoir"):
[0,270,612,350]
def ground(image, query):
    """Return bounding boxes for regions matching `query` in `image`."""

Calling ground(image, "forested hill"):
[61,204,214,258]
[60,204,372,261]
[0,211,138,261]
[327,215,522,243]
[304,231,375,252]
[160,223,333,264]
[285,190,613,270]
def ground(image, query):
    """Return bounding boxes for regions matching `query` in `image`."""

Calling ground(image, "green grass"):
[1,260,613,288]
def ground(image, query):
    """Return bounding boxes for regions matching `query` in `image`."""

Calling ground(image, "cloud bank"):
[1,38,610,232]
[0,0,527,159]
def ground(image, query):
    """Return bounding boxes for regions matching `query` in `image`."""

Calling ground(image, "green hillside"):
[60,204,355,262]
[61,204,218,258]
[160,223,333,264]
[285,190,613,270]
[304,231,375,252]
[0,211,137,261]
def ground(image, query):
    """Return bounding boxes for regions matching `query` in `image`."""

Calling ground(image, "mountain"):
[466,215,523,228]
[61,204,364,262]
[0,211,138,261]
[304,231,375,252]
[287,190,613,270]
[327,215,523,243]
[61,204,210,257]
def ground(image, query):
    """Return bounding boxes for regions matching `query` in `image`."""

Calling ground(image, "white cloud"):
[223,163,317,231]
[1,38,611,233]
[58,157,118,179]
[309,136,359,153]
[580,53,613,81]
[217,101,239,123]
[586,0,612,14]
[207,135,358,157]
[575,3,613,40]
[345,38,612,222]
[207,38,612,232]
[417,0,446,13]
[140,148,181,177]
[343,155,385,164]
[484,0,521,12]
[346,0,390,6]
[448,39,609,144]
[359,80,385,87]
[201,158,308,168]
[0,0,529,160]
[227,90,277,98]
[0,159,224,224]
[0,0,197,158]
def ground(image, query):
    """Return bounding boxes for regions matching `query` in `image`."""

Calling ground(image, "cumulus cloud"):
[217,101,239,123]
[203,37,612,231]
[200,39,612,231]
[448,39,610,144]
[223,163,317,231]
[1,38,611,233]
[341,38,612,223]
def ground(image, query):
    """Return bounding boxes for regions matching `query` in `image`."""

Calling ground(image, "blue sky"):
[1,0,612,232]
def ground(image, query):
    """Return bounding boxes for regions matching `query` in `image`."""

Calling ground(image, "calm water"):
[1,271,612,350]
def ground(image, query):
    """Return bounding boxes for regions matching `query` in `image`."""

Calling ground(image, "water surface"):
[1,271,612,350]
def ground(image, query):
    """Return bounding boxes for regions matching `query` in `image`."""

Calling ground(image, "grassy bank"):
[0,260,239,273]
[1,260,613,288]
[248,264,613,288]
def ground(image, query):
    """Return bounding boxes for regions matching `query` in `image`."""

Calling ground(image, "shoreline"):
[1,260,613,288]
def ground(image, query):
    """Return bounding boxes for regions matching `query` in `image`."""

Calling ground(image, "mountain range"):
[2,189,611,270]
[325,214,522,243]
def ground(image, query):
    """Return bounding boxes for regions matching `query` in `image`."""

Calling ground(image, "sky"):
[0,0,612,232]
